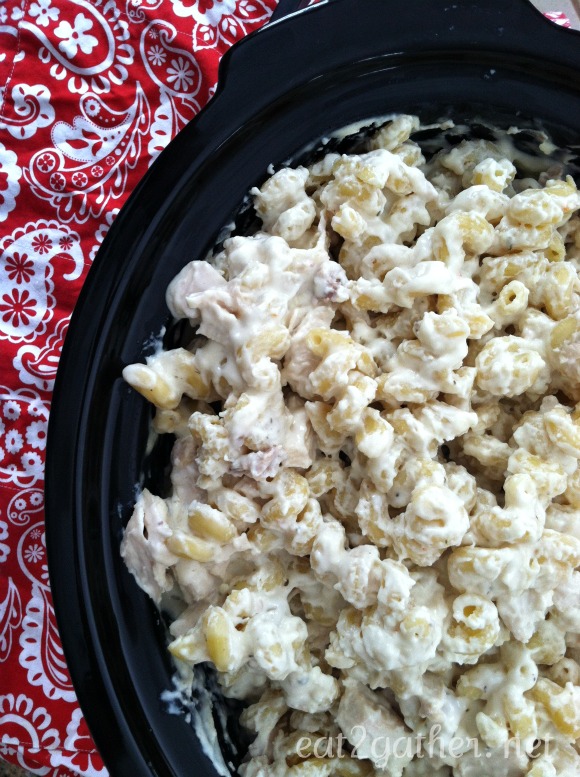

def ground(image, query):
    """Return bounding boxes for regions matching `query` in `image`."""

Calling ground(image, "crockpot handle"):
[344,0,580,55]
[267,0,580,45]
[219,0,580,115]
[268,0,317,23]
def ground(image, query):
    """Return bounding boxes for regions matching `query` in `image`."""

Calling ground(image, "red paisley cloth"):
[0,0,276,773]
[0,3,570,775]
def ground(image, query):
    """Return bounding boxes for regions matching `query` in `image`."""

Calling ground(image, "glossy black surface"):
[45,1,580,775]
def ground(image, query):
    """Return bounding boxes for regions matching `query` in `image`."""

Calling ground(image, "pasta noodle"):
[121,116,580,777]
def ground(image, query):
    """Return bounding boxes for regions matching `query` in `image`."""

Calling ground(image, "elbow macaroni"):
[121,116,580,777]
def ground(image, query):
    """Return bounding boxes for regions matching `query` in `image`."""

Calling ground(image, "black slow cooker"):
[45,1,580,774]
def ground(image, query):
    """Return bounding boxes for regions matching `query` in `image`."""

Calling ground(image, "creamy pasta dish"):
[121,115,580,777]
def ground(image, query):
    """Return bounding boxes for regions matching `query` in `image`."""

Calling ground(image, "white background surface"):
[532,0,580,27]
